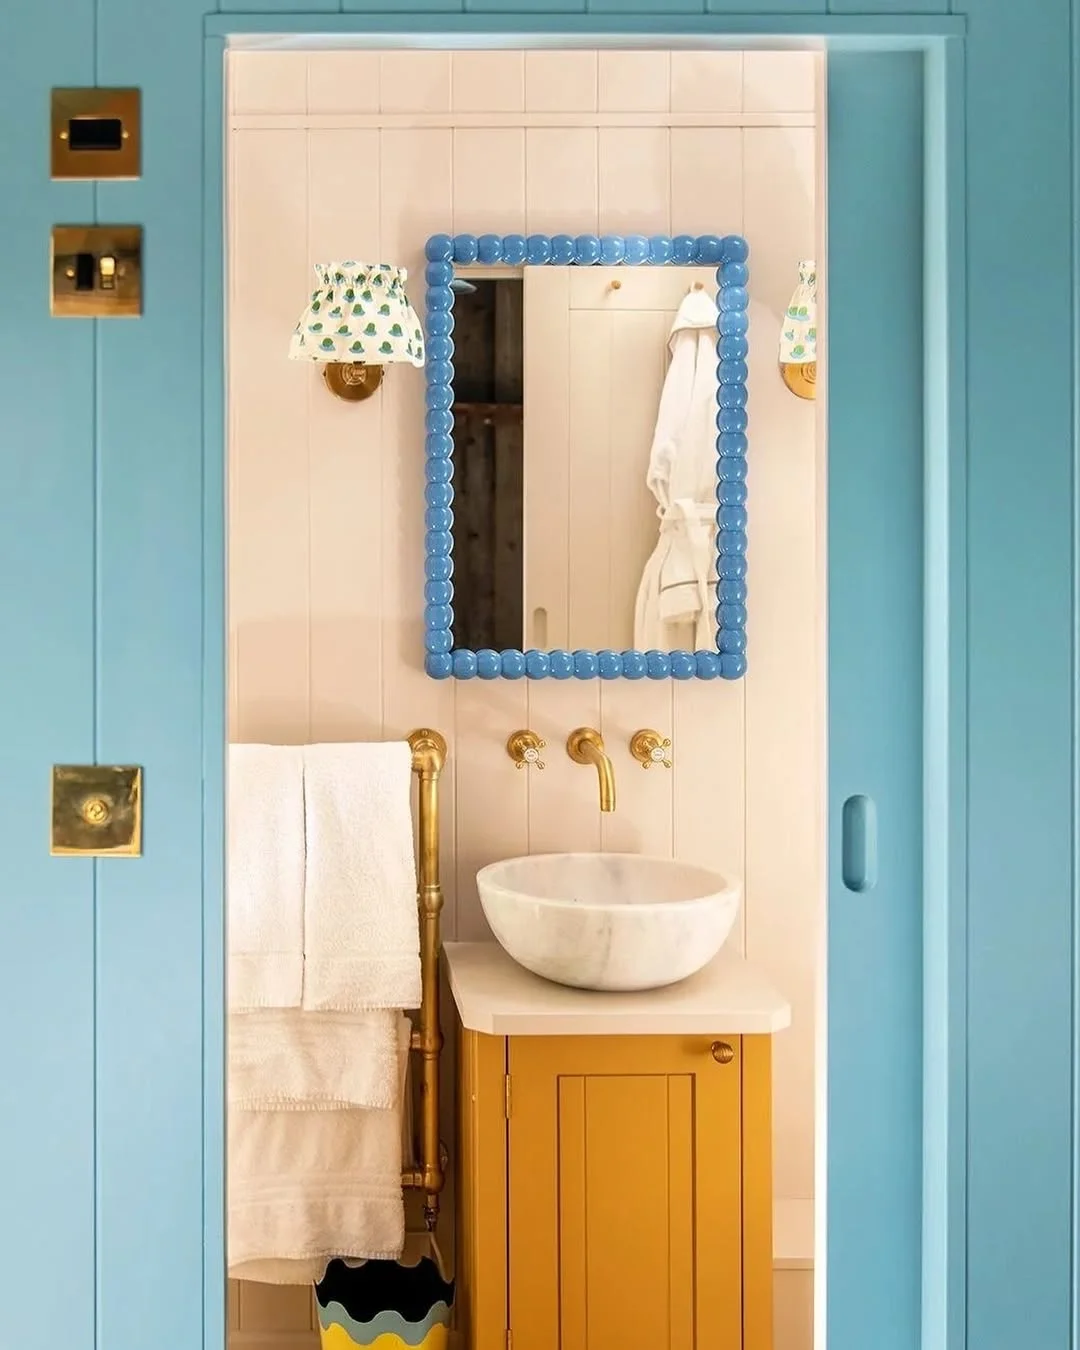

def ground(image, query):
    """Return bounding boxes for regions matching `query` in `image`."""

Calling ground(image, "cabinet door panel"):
[509,1036,742,1350]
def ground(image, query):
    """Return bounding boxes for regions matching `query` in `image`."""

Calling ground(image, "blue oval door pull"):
[841,794,878,892]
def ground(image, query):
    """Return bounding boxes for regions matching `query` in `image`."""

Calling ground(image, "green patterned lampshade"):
[289,261,425,367]
[778,259,817,365]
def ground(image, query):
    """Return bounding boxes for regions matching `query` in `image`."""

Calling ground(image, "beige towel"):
[228,1009,400,1112]
[227,744,305,1010]
[301,742,421,1012]
[227,1015,411,1285]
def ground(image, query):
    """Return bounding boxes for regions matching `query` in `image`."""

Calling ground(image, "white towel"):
[301,742,421,1012]
[227,1015,411,1285]
[228,743,305,1010]
[228,1009,401,1112]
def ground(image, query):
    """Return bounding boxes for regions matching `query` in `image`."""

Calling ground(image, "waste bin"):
[315,1235,454,1350]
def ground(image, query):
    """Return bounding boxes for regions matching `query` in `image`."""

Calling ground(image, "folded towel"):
[227,1015,412,1285]
[227,743,305,1010]
[301,742,421,1012]
[228,1009,401,1112]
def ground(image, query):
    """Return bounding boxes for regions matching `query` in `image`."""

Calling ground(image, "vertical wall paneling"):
[449,86,531,940]
[94,0,214,1343]
[0,1,96,1345]
[525,127,599,236]
[671,50,743,112]
[671,127,744,236]
[379,126,459,931]
[229,130,312,743]
[741,123,818,1205]
[226,64,821,1343]
[598,128,670,234]
[307,129,385,742]
[920,37,967,1350]
[524,50,598,111]
[958,1,1076,1347]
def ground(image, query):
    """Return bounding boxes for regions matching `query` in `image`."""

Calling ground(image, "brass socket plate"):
[51,765,143,857]
[51,225,142,318]
[51,88,141,180]
[323,361,384,401]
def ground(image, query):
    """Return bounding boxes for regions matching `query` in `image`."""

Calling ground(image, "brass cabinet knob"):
[710,1040,735,1065]
[507,730,546,771]
[630,729,672,770]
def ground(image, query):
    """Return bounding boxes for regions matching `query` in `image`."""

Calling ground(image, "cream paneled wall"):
[228,47,819,1350]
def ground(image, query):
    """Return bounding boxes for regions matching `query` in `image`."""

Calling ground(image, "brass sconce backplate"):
[51,225,142,318]
[51,88,141,180]
[324,361,384,402]
[781,360,817,400]
[51,765,143,857]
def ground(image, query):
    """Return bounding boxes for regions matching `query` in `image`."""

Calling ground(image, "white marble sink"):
[475,852,741,993]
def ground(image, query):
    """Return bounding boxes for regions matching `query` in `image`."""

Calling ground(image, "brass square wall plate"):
[51,87,140,180]
[51,225,142,318]
[51,765,143,857]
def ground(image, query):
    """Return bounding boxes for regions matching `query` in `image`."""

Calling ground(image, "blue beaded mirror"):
[422,231,750,681]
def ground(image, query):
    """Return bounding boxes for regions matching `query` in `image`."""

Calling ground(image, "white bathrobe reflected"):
[633,288,721,652]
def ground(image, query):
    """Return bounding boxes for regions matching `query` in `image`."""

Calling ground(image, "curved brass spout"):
[567,727,616,813]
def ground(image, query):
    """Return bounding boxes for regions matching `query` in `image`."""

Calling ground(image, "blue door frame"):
[0,6,1074,1350]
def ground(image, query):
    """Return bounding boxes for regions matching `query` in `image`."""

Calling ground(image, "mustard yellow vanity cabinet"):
[447,945,788,1350]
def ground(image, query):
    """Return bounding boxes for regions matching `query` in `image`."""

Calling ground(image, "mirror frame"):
[422,230,750,681]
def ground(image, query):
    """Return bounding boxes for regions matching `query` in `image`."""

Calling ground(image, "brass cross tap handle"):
[630,729,672,770]
[507,730,546,771]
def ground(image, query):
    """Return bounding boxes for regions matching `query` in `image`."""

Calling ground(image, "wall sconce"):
[288,261,424,402]
[779,259,817,400]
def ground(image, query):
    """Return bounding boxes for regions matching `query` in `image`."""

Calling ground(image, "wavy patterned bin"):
[315,1242,454,1350]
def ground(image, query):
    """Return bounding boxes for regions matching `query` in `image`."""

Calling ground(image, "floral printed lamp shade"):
[778,259,817,400]
[288,261,425,402]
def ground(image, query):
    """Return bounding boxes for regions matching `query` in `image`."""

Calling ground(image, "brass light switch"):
[51,225,142,318]
[51,765,142,857]
[51,88,140,180]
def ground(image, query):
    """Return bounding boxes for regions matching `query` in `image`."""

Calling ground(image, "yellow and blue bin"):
[315,1237,454,1350]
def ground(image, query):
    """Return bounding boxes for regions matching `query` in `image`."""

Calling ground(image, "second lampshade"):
[289,261,425,402]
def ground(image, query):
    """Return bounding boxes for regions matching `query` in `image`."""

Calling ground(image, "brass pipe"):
[405,728,448,1231]
[566,726,616,812]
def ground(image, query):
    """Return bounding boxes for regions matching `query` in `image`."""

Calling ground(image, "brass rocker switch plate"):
[51,225,142,318]
[51,88,140,180]
[51,765,143,857]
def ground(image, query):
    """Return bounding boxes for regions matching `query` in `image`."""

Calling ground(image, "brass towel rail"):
[402,728,447,1230]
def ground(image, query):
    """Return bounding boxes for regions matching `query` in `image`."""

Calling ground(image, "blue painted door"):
[827,50,925,1350]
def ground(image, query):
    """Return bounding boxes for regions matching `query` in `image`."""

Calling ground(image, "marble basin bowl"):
[475,852,740,993]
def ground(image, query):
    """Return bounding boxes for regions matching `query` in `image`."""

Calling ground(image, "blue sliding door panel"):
[957,2,1076,1348]
[0,1,98,1347]
[827,50,925,1350]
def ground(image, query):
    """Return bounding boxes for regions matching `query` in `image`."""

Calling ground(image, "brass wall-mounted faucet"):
[566,727,616,813]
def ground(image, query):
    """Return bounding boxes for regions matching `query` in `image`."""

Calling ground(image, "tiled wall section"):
[228,48,819,1350]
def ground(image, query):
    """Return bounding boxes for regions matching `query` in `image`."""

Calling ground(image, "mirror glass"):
[423,234,750,681]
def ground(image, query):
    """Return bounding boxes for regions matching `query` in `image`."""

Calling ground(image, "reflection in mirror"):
[424,233,751,682]
[451,268,721,653]
[449,277,524,653]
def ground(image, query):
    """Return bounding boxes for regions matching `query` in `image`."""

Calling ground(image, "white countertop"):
[443,941,791,1037]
